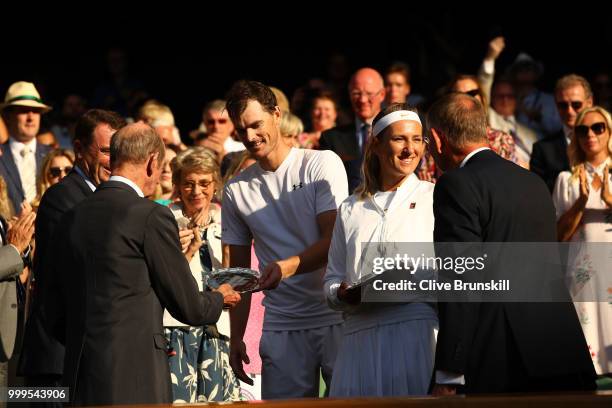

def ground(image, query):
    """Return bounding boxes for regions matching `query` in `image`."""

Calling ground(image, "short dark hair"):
[226,80,277,125]
[74,109,126,147]
[426,93,488,148]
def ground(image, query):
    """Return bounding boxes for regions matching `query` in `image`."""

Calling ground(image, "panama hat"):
[1,81,52,112]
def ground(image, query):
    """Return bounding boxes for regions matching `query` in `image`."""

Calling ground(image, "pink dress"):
[243,247,264,374]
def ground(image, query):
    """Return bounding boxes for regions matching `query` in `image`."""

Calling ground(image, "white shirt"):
[109,175,144,197]
[224,137,246,154]
[324,174,435,308]
[222,148,348,330]
[563,125,573,146]
[9,137,38,202]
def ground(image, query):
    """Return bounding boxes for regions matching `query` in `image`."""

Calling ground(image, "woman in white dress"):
[553,106,612,379]
[324,103,438,396]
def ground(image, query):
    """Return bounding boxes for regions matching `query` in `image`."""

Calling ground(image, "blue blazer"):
[0,141,52,212]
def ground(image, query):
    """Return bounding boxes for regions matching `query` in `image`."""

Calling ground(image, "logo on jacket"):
[292,182,304,190]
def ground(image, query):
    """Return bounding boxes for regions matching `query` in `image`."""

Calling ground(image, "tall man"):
[426,92,596,394]
[530,74,593,192]
[319,68,385,193]
[223,80,348,398]
[19,109,126,390]
[0,81,53,211]
[47,123,240,405]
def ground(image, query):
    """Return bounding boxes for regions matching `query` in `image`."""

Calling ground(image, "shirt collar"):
[74,165,97,192]
[584,157,611,175]
[9,137,37,158]
[460,147,491,168]
[109,175,144,197]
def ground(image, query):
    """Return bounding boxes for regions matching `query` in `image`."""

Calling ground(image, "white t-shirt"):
[222,148,348,330]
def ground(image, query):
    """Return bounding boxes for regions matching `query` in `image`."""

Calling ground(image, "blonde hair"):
[223,150,255,186]
[171,147,222,199]
[35,148,76,204]
[270,86,290,112]
[568,106,612,181]
[280,111,304,138]
[355,103,421,199]
[0,175,13,219]
[138,100,175,126]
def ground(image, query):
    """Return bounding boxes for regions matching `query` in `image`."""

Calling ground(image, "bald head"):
[427,92,488,149]
[349,67,386,122]
[110,122,166,170]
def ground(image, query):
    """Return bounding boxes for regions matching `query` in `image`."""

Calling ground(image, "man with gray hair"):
[530,74,594,192]
[47,123,240,405]
[195,99,245,160]
[427,92,596,395]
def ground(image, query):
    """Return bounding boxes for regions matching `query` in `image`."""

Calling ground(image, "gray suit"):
[0,243,24,389]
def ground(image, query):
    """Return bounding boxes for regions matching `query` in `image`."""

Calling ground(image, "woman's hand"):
[183,227,202,262]
[190,207,211,230]
[602,165,612,208]
[337,281,361,305]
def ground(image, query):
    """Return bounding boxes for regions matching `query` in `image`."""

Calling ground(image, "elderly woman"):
[162,147,240,403]
[553,106,612,378]
[298,90,338,149]
[33,148,75,208]
[324,103,438,396]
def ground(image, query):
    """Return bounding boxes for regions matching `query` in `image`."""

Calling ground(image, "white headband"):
[372,110,422,138]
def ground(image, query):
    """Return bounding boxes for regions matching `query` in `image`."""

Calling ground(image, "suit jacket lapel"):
[0,144,24,198]
[67,170,95,198]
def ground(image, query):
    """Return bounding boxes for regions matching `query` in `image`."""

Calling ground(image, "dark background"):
[3,9,612,136]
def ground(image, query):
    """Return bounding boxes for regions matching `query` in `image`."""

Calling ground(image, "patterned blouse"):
[417,127,517,183]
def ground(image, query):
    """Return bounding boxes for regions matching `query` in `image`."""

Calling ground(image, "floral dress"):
[163,205,242,402]
[552,160,612,375]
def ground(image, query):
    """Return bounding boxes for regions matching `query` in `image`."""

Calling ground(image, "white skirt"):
[330,305,437,397]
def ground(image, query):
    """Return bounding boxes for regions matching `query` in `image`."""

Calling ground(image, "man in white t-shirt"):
[222,80,348,399]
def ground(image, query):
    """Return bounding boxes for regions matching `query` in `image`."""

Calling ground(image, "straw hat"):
[1,81,52,112]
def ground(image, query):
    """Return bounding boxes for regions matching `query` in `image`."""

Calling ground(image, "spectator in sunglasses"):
[552,105,612,379]
[531,75,594,192]
[416,75,518,182]
[32,148,75,210]
[194,100,245,161]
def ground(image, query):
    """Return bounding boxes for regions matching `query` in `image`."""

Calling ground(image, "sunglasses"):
[575,122,607,139]
[556,101,583,111]
[463,89,481,98]
[48,166,73,178]
[206,118,228,125]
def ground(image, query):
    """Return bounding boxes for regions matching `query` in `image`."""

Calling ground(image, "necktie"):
[360,123,371,155]
[18,146,37,203]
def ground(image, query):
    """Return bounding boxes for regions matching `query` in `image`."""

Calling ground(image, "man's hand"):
[602,165,612,208]
[432,384,457,396]
[259,258,298,290]
[485,36,505,61]
[229,339,254,385]
[199,133,226,159]
[214,283,241,308]
[337,281,361,305]
[7,212,36,254]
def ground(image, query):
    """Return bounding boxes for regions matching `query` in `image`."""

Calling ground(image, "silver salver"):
[207,267,261,293]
